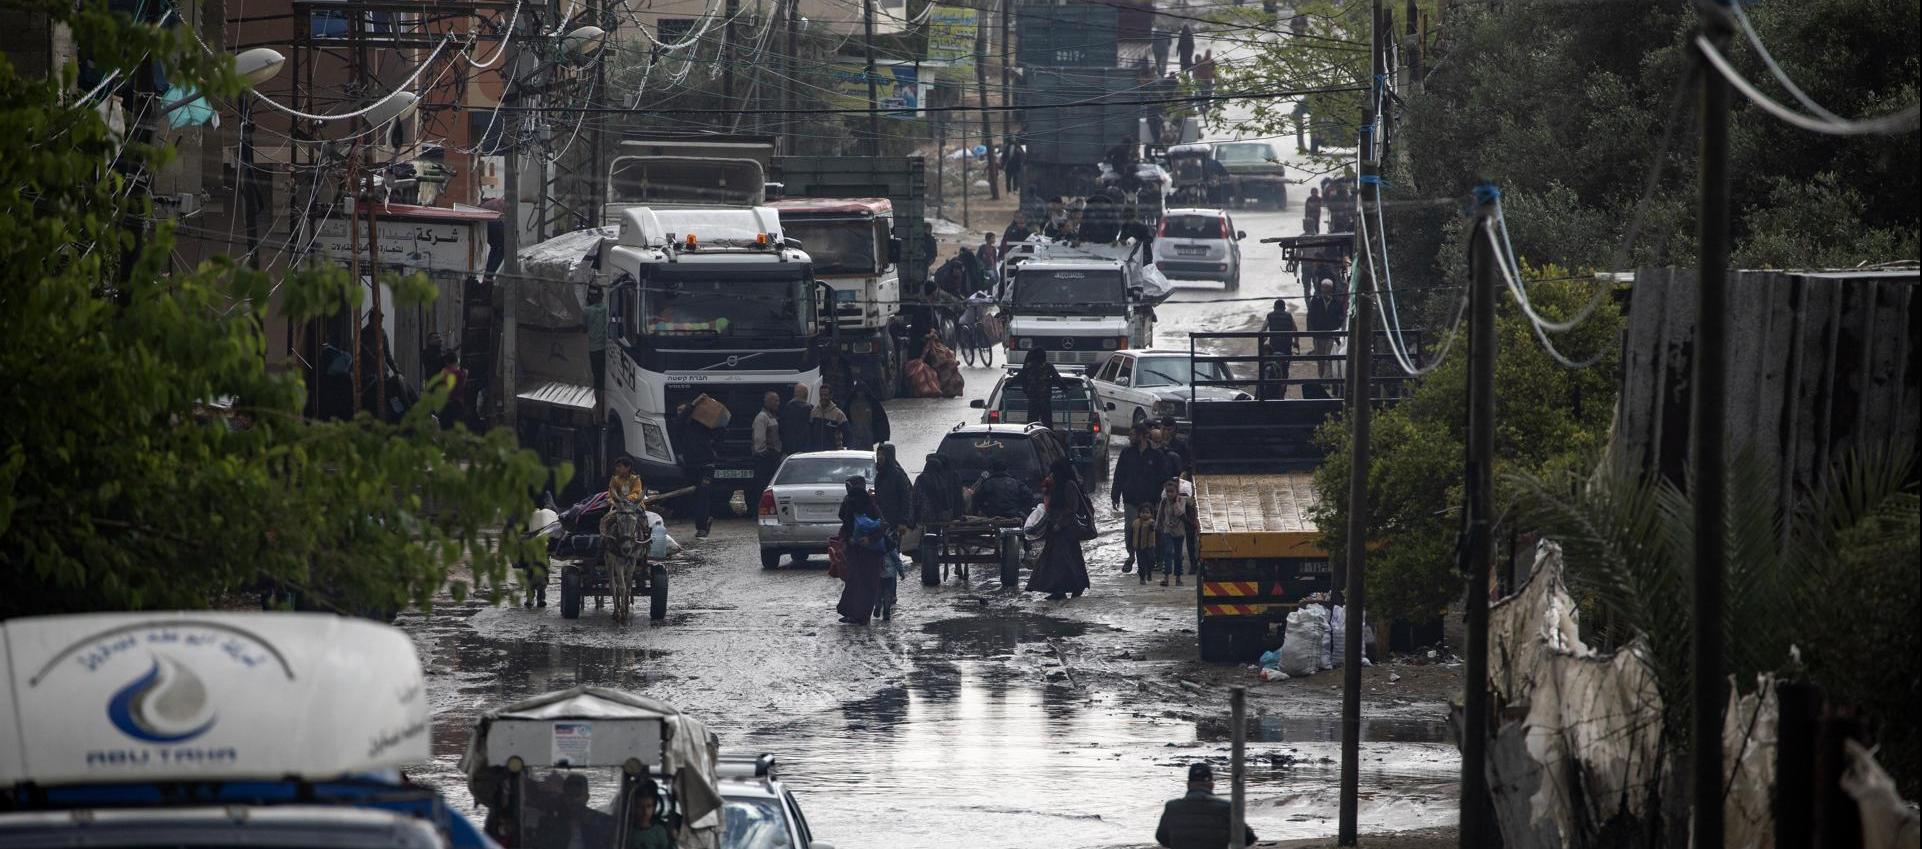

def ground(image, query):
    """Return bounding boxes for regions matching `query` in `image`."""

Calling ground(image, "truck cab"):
[601,205,825,493]
[998,240,1169,369]
[768,198,902,395]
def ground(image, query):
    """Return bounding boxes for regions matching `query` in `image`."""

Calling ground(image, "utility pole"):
[1692,5,1733,849]
[976,3,998,199]
[1460,184,1498,849]
[785,0,799,151]
[366,172,386,417]
[1337,0,1382,842]
[724,0,739,110]
[1230,686,1248,849]
[500,10,529,426]
[863,0,880,156]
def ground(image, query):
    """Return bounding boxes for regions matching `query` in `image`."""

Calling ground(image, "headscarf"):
[1046,457,1081,512]
[843,476,875,515]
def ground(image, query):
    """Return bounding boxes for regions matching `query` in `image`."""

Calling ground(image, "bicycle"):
[958,290,1002,367]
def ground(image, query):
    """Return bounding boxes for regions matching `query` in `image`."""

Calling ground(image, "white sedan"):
[755,450,875,569]
[1087,349,1251,430]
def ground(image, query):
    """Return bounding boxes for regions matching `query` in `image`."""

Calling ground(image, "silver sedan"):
[755,451,876,569]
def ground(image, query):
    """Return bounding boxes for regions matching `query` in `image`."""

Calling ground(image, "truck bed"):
[1194,472,1323,559]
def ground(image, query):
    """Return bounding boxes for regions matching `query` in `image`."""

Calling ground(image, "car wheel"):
[560,568,583,620]
[760,547,782,570]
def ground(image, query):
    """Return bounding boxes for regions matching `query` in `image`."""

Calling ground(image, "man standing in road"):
[1307,278,1344,380]
[1155,763,1256,849]
[752,391,783,502]
[1193,51,1218,113]
[1302,187,1322,235]
[1177,24,1196,73]
[1260,298,1299,399]
[978,232,1000,284]
[779,383,814,455]
[672,402,717,539]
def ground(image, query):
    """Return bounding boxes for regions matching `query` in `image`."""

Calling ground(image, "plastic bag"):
[1279,605,1329,677]
[1260,667,1291,682]
[1022,503,1048,539]
[1258,648,1283,670]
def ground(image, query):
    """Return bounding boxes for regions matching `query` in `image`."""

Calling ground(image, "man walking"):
[1155,763,1257,849]
[1111,422,1171,573]
[1193,51,1217,112]
[1301,187,1322,235]
[1177,24,1196,72]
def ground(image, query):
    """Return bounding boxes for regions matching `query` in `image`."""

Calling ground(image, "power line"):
[495,84,1368,116]
[1694,34,1920,137]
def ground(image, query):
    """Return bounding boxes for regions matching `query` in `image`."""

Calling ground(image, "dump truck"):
[1184,326,1417,662]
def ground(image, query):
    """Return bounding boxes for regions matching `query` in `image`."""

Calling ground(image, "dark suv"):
[972,372,1113,478]
[936,423,1071,512]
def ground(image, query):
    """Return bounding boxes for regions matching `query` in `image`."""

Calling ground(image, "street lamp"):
[236,48,285,271]
[560,25,607,62]
[361,90,419,129]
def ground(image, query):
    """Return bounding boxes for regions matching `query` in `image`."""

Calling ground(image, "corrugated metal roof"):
[1195,473,1319,536]
[518,380,597,411]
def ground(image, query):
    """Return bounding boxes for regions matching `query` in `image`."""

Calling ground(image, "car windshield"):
[782,217,882,275]
[998,380,1094,410]
[1163,215,1225,239]
[774,456,876,485]
[1213,143,1275,163]
[937,434,1039,481]
[641,273,808,337]
[722,797,789,849]
[1133,357,1233,388]
[1012,269,1126,313]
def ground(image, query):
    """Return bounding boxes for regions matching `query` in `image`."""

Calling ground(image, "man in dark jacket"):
[1306,277,1344,380]
[970,456,1033,519]
[1177,24,1196,72]
[779,382,814,455]
[1111,423,1173,572]
[1157,416,1193,476]
[1155,763,1256,849]
[1260,298,1298,399]
[672,403,717,538]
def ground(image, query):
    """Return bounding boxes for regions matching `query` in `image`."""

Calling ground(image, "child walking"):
[1129,502,1159,584]
[1155,479,1193,586]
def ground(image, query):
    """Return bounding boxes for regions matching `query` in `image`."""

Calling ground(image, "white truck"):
[767,198,902,395]
[599,204,826,496]
[513,145,830,503]
[997,239,1173,369]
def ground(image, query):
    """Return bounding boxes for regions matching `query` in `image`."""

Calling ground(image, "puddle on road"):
[405,607,1457,849]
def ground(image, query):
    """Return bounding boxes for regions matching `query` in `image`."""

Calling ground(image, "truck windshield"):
[1213,143,1275,164]
[1012,269,1125,313]
[783,218,882,275]
[641,272,808,337]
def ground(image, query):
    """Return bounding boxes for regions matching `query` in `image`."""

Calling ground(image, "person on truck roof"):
[1015,347,1069,430]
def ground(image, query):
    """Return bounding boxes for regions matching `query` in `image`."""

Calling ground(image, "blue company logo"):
[106,656,217,744]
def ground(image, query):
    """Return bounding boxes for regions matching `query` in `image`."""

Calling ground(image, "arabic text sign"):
[925,5,978,74]
[827,63,929,119]
[311,215,479,275]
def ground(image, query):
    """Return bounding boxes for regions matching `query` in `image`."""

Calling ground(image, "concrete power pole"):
[499,10,529,426]
[863,0,880,156]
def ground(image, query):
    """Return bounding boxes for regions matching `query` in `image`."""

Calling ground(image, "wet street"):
[399,161,1462,847]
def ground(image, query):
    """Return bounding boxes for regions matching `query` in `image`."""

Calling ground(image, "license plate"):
[1175,246,1207,255]
[714,468,755,479]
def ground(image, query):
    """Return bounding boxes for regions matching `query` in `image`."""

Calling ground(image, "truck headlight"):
[1014,337,1032,350]
[1102,337,1121,350]
[641,422,669,461]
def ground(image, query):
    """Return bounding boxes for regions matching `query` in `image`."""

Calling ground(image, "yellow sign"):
[925,5,978,75]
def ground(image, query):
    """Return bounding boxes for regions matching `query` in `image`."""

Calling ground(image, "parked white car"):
[1087,349,1251,430]
[1152,208,1246,289]
[756,450,876,569]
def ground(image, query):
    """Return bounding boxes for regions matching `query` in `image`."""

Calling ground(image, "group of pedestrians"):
[750,380,892,495]
[1304,177,1357,236]
[1112,417,1197,586]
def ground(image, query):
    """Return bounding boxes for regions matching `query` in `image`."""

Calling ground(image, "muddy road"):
[400,59,1460,845]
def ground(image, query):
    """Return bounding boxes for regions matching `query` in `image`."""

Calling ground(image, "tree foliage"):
[0,0,554,618]
[1309,263,1623,626]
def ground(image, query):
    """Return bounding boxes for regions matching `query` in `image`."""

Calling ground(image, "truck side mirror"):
[888,237,903,264]
[1236,230,1247,241]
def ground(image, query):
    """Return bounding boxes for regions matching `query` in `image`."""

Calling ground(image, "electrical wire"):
[1483,219,1606,369]
[1695,34,1920,137]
